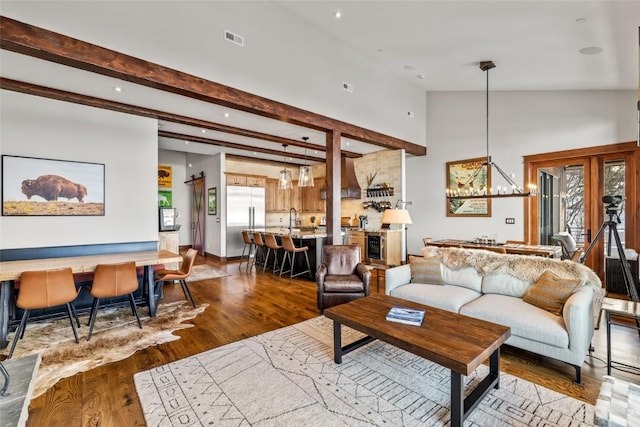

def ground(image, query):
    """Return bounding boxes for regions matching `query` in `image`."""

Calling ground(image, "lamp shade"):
[381,208,412,225]
[298,165,314,187]
[279,168,292,189]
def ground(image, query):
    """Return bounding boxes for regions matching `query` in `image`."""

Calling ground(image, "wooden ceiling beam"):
[0,77,361,158]
[0,16,426,156]
[159,130,326,163]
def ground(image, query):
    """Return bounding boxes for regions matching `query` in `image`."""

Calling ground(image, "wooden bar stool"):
[239,230,254,271]
[8,267,80,358]
[154,248,198,307]
[251,232,266,271]
[87,261,142,341]
[262,234,283,274]
[279,235,312,285]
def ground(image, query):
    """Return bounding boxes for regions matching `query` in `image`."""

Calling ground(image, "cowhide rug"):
[0,301,207,399]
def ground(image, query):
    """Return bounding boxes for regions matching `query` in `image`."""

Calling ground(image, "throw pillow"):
[523,270,582,315]
[409,255,444,285]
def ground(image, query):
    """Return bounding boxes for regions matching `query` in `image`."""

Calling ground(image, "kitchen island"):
[244,228,345,279]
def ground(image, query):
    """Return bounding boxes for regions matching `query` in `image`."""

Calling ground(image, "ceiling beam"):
[0,16,426,156]
[0,77,362,158]
[159,131,326,163]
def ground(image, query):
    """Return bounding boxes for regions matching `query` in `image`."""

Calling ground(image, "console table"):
[0,249,182,349]
[427,240,561,258]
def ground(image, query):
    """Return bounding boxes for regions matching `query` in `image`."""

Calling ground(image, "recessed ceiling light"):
[224,112,230,118]
[417,74,425,80]
[334,10,341,19]
[113,86,122,92]
[345,142,351,146]
[579,46,603,55]
[188,163,192,168]
[201,129,206,133]
[184,140,189,145]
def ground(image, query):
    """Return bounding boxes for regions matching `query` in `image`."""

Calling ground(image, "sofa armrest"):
[385,264,411,295]
[562,285,595,355]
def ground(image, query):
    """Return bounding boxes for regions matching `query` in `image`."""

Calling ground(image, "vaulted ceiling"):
[1,1,638,167]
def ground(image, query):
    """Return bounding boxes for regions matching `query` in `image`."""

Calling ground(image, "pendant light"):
[446,61,537,200]
[279,144,293,190]
[298,136,315,187]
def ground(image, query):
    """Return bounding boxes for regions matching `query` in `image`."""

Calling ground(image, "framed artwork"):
[158,165,172,188]
[2,155,105,216]
[159,207,175,231]
[158,190,172,207]
[208,187,217,215]
[446,156,491,217]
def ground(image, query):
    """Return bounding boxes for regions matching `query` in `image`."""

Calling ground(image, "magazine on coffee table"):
[386,306,425,326]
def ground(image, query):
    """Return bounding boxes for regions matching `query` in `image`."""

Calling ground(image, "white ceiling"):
[1,1,638,165]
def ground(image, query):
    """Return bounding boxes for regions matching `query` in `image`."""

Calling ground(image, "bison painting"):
[21,175,88,202]
[158,169,170,178]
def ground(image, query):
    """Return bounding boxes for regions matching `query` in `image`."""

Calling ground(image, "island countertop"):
[245,228,343,239]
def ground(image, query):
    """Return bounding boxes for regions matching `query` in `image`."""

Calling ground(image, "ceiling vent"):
[342,82,354,93]
[224,30,244,47]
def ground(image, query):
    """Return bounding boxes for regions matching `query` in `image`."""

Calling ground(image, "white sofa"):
[385,246,602,383]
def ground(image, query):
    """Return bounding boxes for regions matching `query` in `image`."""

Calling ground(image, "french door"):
[524,142,639,281]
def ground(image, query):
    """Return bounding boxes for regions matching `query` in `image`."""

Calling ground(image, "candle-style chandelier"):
[446,61,537,200]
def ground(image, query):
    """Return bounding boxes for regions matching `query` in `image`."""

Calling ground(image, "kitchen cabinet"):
[301,177,326,213]
[246,176,265,187]
[226,173,265,187]
[347,230,365,262]
[266,179,301,213]
[226,173,247,186]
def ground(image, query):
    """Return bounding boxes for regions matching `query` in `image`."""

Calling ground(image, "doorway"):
[524,142,639,280]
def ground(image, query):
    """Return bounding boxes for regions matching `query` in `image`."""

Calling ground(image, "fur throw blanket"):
[421,246,601,291]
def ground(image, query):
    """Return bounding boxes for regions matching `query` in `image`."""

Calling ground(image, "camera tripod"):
[579,205,639,303]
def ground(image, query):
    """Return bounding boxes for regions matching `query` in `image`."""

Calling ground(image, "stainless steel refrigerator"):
[226,186,266,257]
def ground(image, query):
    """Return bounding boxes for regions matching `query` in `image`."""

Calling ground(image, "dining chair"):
[8,267,80,358]
[87,261,142,341]
[239,231,254,271]
[154,248,198,307]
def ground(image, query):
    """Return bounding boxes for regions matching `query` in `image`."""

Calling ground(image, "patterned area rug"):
[135,316,595,426]
[1,301,207,399]
[185,264,230,282]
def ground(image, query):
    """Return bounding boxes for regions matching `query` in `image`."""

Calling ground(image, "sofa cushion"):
[482,273,532,298]
[460,294,569,349]
[390,283,481,313]
[523,270,581,315]
[409,256,444,285]
[441,265,482,293]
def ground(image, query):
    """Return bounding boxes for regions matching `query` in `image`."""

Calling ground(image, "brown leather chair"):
[279,235,312,284]
[316,245,371,311]
[262,233,282,274]
[154,248,198,307]
[251,232,266,271]
[88,261,142,341]
[8,267,80,358]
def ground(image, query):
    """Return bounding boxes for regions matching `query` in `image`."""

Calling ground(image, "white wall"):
[0,91,158,250]
[406,89,638,255]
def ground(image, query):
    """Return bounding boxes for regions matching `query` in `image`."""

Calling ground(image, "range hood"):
[320,157,362,200]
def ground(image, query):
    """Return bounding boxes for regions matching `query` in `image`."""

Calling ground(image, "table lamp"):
[381,200,413,263]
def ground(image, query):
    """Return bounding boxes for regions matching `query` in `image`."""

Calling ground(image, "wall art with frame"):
[446,156,491,217]
[208,187,217,215]
[2,155,105,216]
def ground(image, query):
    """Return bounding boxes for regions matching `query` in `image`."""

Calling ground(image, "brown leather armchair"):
[316,245,371,311]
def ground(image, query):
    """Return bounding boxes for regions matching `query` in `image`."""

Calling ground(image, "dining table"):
[0,249,183,349]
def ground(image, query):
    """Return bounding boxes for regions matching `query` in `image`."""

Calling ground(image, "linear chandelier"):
[446,61,537,200]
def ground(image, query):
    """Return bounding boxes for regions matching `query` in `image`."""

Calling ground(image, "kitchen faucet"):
[289,207,297,233]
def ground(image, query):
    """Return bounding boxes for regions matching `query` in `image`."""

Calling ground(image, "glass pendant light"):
[298,136,314,187]
[279,144,293,190]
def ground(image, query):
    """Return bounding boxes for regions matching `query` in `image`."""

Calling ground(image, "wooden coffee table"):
[323,294,511,427]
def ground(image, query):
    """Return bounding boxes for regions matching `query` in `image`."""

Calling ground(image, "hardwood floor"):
[20,256,640,426]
